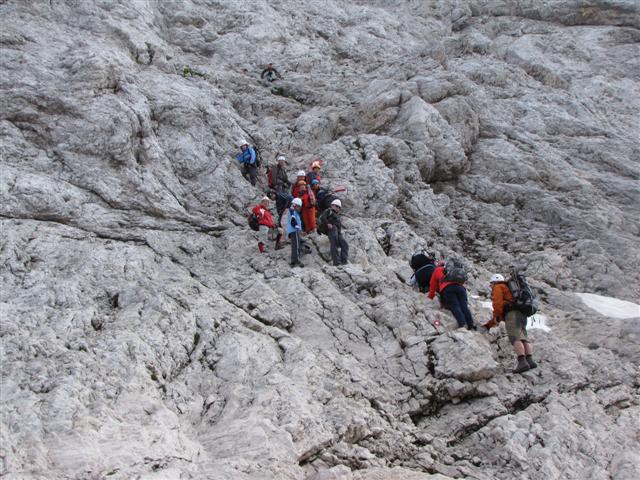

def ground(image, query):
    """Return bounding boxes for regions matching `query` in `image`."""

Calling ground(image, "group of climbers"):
[409,252,538,374]
[237,140,348,268]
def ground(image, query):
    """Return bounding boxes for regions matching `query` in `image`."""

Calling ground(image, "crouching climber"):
[428,259,476,330]
[288,198,304,267]
[486,274,537,373]
[252,197,275,253]
[409,251,437,293]
[318,199,348,266]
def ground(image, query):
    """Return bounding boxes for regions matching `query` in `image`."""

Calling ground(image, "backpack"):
[317,209,332,235]
[507,272,538,317]
[444,259,467,284]
[248,212,260,231]
[409,252,429,270]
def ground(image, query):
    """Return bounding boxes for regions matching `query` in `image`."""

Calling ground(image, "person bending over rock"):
[252,197,275,253]
[324,199,349,266]
[287,198,304,267]
[409,251,437,293]
[261,63,282,82]
[486,274,537,373]
[235,139,258,186]
[428,259,476,330]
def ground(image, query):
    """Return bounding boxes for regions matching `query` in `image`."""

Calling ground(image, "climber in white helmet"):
[234,138,258,186]
[322,198,348,266]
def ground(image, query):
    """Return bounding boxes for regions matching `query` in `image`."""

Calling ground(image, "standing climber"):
[485,274,537,373]
[287,198,304,267]
[428,259,476,330]
[409,251,437,293]
[291,170,307,197]
[320,199,348,266]
[251,197,275,253]
[268,188,293,250]
[300,182,317,233]
[261,63,282,82]
[273,155,291,193]
[306,160,322,185]
[235,139,257,186]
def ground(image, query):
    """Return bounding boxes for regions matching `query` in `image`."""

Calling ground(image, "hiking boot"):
[467,324,478,331]
[526,355,538,370]
[513,356,531,374]
[290,261,304,268]
[275,243,285,250]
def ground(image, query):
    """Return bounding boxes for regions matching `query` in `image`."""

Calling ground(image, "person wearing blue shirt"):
[287,198,304,267]
[235,139,257,186]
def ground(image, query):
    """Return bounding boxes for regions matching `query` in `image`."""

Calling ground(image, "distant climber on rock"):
[267,188,293,250]
[291,170,307,197]
[485,273,538,373]
[317,199,349,266]
[306,160,322,185]
[287,198,305,267]
[251,197,275,253]
[409,251,436,293]
[261,63,282,82]
[273,155,291,193]
[428,259,476,330]
[235,139,258,186]
[300,182,317,233]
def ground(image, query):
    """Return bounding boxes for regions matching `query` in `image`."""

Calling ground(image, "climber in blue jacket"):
[235,139,257,186]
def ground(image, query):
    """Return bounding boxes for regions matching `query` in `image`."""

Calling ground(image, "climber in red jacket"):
[252,197,275,253]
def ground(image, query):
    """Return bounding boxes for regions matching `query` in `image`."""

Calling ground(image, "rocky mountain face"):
[1,1,639,479]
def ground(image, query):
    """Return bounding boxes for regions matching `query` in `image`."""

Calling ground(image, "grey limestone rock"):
[1,0,639,479]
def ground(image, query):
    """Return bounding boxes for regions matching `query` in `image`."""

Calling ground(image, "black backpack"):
[317,209,331,235]
[507,271,538,317]
[248,212,260,231]
[444,259,467,284]
[410,252,430,270]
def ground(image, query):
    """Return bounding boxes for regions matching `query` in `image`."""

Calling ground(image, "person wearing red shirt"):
[252,197,275,253]
[428,263,476,330]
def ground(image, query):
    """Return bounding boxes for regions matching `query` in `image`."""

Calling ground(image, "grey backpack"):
[444,259,467,284]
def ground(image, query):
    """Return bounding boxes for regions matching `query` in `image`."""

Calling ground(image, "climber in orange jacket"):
[300,183,317,233]
[485,274,537,373]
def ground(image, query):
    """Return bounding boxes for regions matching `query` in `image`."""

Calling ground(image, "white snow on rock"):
[480,301,551,331]
[576,293,640,319]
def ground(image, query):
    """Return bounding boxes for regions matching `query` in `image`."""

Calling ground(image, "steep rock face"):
[1,1,639,479]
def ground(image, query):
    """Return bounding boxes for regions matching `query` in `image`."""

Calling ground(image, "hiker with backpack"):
[428,259,477,330]
[251,197,275,253]
[261,63,282,82]
[408,251,437,293]
[273,155,291,193]
[315,185,337,213]
[317,199,348,266]
[485,272,538,373]
[235,139,258,186]
[287,197,304,267]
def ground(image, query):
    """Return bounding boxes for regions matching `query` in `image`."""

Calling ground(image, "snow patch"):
[527,314,551,332]
[576,293,640,319]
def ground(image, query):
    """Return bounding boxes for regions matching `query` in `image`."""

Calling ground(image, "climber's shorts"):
[505,310,528,344]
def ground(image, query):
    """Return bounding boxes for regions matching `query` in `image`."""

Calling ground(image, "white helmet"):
[296,170,306,177]
[277,155,286,162]
[291,198,302,207]
[331,199,342,208]
[238,138,248,147]
[490,274,505,283]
